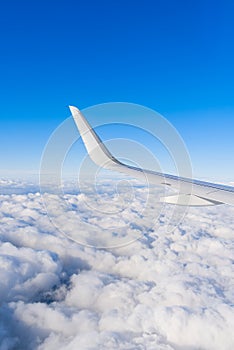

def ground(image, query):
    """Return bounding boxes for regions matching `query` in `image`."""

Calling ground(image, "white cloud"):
[0,178,233,349]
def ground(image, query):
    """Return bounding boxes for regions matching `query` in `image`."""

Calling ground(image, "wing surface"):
[69,106,234,206]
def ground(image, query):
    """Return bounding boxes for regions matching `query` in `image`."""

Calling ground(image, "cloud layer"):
[0,178,233,350]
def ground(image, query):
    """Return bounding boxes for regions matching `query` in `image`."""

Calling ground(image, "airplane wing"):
[69,106,234,207]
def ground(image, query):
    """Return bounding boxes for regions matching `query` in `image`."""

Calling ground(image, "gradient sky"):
[0,0,233,181]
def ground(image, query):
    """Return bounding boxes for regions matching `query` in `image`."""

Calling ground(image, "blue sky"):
[0,0,233,181]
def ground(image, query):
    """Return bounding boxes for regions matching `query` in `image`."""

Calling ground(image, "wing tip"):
[68,105,80,115]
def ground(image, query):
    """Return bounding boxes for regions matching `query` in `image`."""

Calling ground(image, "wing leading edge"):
[69,106,234,207]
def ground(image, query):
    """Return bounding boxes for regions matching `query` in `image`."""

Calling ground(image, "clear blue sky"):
[0,0,233,181]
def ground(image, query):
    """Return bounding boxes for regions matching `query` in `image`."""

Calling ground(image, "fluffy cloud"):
[0,178,233,350]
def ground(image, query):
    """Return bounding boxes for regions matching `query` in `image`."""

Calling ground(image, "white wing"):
[69,106,234,207]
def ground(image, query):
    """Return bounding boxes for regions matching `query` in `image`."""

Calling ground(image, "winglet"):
[69,106,118,168]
